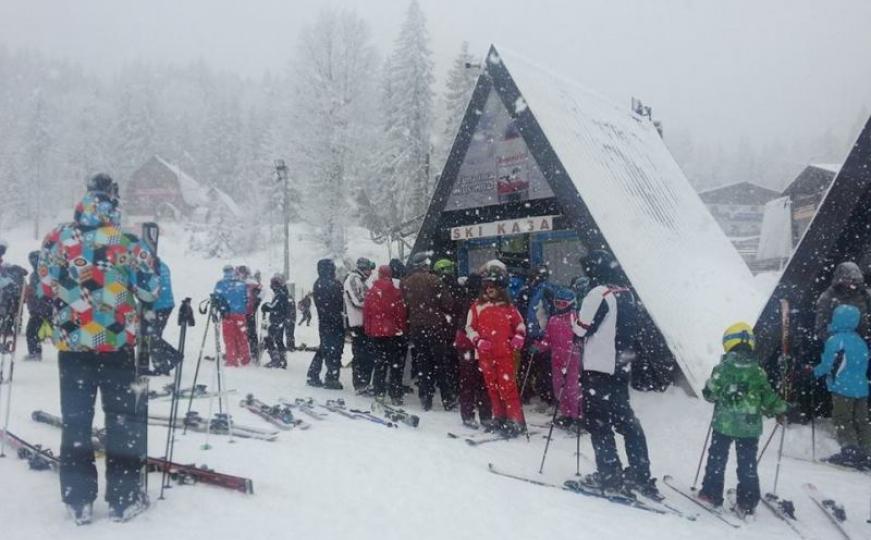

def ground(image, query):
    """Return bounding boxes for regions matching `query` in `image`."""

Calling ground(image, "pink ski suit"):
[538,311,583,419]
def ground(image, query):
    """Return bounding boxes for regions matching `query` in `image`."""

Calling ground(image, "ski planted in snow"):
[371,400,420,428]
[239,394,309,430]
[803,483,852,540]
[661,475,742,529]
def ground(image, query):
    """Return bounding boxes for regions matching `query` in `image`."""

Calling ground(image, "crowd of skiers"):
[1,173,869,524]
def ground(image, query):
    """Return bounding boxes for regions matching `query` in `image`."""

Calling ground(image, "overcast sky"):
[2,0,870,177]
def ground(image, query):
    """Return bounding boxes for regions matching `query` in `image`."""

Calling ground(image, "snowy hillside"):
[0,223,867,540]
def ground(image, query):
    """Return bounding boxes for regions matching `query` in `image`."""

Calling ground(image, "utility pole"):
[274,159,290,289]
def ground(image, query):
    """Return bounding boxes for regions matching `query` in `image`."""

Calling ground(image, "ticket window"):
[531,230,586,287]
[459,235,530,276]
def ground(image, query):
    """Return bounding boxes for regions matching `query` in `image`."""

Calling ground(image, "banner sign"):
[450,215,557,241]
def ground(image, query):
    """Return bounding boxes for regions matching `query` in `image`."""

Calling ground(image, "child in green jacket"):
[698,322,787,517]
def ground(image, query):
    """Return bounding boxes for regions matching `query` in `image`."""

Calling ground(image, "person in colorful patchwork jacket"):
[698,323,787,516]
[37,174,159,523]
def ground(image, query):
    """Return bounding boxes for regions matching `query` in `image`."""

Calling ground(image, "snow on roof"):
[495,47,761,396]
[809,163,842,174]
[153,155,211,208]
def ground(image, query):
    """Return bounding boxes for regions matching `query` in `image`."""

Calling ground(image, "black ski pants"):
[25,313,46,356]
[245,313,258,357]
[265,323,287,366]
[307,326,343,383]
[412,332,458,407]
[700,431,760,511]
[371,336,406,399]
[350,327,375,390]
[299,310,312,326]
[58,350,144,510]
[583,371,651,489]
[458,350,492,424]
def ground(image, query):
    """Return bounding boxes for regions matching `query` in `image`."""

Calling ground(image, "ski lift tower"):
[274,159,290,286]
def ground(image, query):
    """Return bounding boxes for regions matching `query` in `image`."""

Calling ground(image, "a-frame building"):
[754,117,871,376]
[412,45,760,397]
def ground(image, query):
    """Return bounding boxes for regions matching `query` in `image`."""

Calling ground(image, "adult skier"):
[572,250,659,498]
[454,272,492,429]
[152,258,175,338]
[402,252,457,411]
[298,292,313,326]
[36,174,159,523]
[212,265,250,366]
[465,265,527,437]
[307,259,345,389]
[261,273,290,369]
[237,265,262,358]
[812,304,871,468]
[24,250,52,360]
[285,288,296,351]
[698,323,787,517]
[344,257,375,393]
[364,265,408,404]
[0,241,27,340]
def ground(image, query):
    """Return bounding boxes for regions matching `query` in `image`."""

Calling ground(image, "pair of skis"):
[148,411,279,441]
[4,425,253,495]
[447,429,541,446]
[279,397,328,421]
[238,394,310,430]
[371,400,420,428]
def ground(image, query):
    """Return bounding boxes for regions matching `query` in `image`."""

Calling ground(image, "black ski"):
[487,463,667,516]
[760,493,813,539]
[371,400,420,427]
[662,475,742,528]
[239,394,309,430]
[448,430,539,446]
[279,398,328,420]
[0,429,59,471]
[803,483,852,540]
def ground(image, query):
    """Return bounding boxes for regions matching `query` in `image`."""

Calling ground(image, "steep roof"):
[698,181,782,205]
[754,118,871,364]
[153,155,211,208]
[781,163,840,197]
[415,45,761,397]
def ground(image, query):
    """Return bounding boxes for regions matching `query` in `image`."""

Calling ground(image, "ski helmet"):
[356,257,375,273]
[581,250,621,284]
[236,265,250,279]
[433,258,455,275]
[481,266,509,289]
[552,287,576,310]
[270,273,287,287]
[410,251,432,269]
[722,322,754,352]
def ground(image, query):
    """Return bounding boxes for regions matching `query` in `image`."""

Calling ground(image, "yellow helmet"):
[722,322,754,352]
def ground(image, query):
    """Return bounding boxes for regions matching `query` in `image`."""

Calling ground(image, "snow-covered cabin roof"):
[153,155,211,208]
[416,46,761,397]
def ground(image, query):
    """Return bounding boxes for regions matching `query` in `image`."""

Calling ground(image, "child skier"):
[812,304,871,468]
[465,266,527,437]
[535,287,582,429]
[698,322,787,517]
[261,273,290,369]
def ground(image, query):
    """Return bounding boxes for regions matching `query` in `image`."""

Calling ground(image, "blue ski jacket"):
[213,270,248,315]
[814,304,870,399]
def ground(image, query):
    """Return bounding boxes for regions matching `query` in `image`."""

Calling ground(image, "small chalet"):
[126,155,242,223]
[412,45,760,397]
[781,163,840,244]
[698,182,781,269]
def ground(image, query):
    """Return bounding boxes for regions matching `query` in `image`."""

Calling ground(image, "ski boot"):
[420,395,433,412]
[462,418,480,430]
[390,396,404,407]
[323,379,344,390]
[306,377,324,388]
[575,472,634,499]
[499,421,525,439]
[66,503,93,526]
[110,497,149,523]
[622,469,663,501]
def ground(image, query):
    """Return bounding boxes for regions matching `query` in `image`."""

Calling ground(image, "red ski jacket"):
[465,301,525,358]
[364,266,408,338]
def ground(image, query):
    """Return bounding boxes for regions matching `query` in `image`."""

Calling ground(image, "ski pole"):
[0,286,27,458]
[538,369,567,474]
[184,299,213,435]
[692,414,714,491]
[160,298,194,499]
[575,418,582,476]
[518,347,536,404]
[756,422,780,465]
[810,376,816,462]
[772,417,787,496]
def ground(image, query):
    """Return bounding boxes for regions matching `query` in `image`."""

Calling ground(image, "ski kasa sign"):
[450,216,557,241]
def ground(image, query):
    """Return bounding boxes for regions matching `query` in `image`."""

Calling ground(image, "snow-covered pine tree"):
[288,8,379,259]
[435,41,479,174]
[111,64,157,180]
[376,0,435,229]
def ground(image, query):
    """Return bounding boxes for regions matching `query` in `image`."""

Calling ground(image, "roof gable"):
[698,182,782,205]
[754,117,871,363]
[416,45,760,397]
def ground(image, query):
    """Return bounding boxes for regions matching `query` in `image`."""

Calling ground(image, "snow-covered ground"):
[0,222,867,539]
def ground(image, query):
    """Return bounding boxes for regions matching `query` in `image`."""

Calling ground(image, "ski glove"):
[476,339,493,353]
[510,334,525,351]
